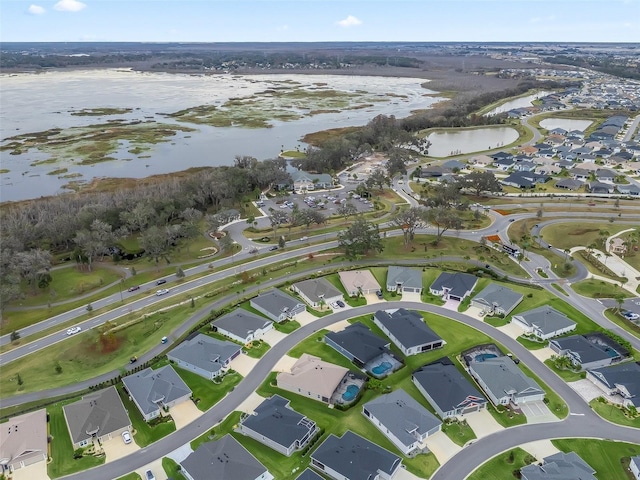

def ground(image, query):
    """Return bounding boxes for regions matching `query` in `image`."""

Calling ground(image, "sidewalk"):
[570,245,639,294]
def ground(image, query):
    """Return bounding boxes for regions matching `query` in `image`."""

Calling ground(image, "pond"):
[539,118,593,133]
[484,91,552,116]
[0,70,443,202]
[426,127,519,157]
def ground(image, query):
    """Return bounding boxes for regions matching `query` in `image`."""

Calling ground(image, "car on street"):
[156,279,167,285]
[509,218,515,222]
[336,300,346,308]
[129,356,138,364]
[66,326,81,336]
[122,431,132,444]
[269,246,279,251]
[127,285,140,292]
[156,289,170,296]
[145,470,156,480]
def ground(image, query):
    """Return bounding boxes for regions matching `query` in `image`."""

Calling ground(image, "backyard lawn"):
[552,438,640,480]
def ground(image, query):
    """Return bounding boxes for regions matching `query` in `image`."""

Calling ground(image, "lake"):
[484,91,552,116]
[539,118,593,132]
[426,127,520,157]
[0,70,442,202]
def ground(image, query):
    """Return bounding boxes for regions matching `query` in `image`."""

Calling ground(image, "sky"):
[1,0,639,43]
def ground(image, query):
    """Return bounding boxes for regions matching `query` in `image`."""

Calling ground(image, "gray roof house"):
[250,289,306,323]
[511,305,577,340]
[469,357,545,406]
[62,386,131,449]
[291,278,343,308]
[373,308,444,356]
[386,266,423,293]
[555,178,584,191]
[325,323,392,371]
[471,284,524,316]
[122,365,192,421]
[587,361,640,408]
[238,395,319,457]
[295,469,324,480]
[630,455,640,480]
[180,435,273,480]
[520,452,596,480]
[362,389,442,455]
[212,309,273,344]
[412,357,487,419]
[0,409,47,472]
[167,333,242,380]
[430,272,478,301]
[310,431,402,480]
[549,334,622,371]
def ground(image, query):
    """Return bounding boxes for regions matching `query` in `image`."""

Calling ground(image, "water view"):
[426,127,519,157]
[0,70,443,202]
[485,91,552,116]
[539,118,593,132]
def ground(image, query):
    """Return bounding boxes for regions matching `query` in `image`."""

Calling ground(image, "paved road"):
[62,300,636,480]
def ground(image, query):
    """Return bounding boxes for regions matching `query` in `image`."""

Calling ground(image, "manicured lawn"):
[324,273,367,307]
[518,362,567,419]
[116,473,141,480]
[48,401,105,478]
[484,316,509,327]
[551,283,568,296]
[552,438,640,480]
[441,418,476,446]
[485,402,527,428]
[117,385,176,447]
[590,399,640,428]
[543,359,585,382]
[162,457,183,479]
[421,269,447,305]
[243,339,271,358]
[539,223,636,251]
[288,329,359,371]
[516,335,547,350]
[172,364,243,411]
[273,319,301,333]
[604,309,640,337]
[572,278,633,299]
[465,447,536,480]
[191,411,243,451]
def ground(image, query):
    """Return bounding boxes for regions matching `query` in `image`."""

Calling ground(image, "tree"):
[365,168,391,191]
[391,207,427,247]
[424,182,466,210]
[386,149,408,177]
[461,170,502,196]
[218,234,235,255]
[205,213,225,234]
[426,207,463,245]
[176,267,185,278]
[338,202,358,221]
[14,249,52,293]
[74,219,114,271]
[140,225,171,267]
[337,217,384,259]
[278,236,286,249]
[614,293,625,313]
[268,209,289,240]
[10,330,20,342]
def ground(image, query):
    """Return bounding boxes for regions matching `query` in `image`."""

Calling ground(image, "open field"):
[572,279,633,299]
[539,222,637,251]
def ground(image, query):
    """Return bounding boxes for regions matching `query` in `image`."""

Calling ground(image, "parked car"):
[376,290,384,299]
[145,470,156,480]
[156,279,167,286]
[623,311,639,320]
[122,431,132,444]
[127,285,140,292]
[156,289,169,296]
[66,326,81,336]
[336,300,346,308]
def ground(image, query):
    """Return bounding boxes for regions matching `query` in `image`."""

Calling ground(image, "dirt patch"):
[97,333,123,354]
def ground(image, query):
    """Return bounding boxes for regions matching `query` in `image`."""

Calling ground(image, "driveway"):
[11,461,50,480]
[442,298,461,311]
[262,328,287,346]
[463,305,485,321]
[237,391,266,414]
[230,354,259,376]
[568,379,624,405]
[364,293,385,304]
[520,401,559,424]
[395,466,427,480]
[464,409,503,438]
[496,322,524,339]
[170,400,203,430]
[519,439,560,461]
[134,459,163,480]
[530,347,554,362]
[423,431,462,464]
[294,311,319,326]
[103,434,140,463]
[324,319,351,332]
[273,354,298,372]
[401,292,422,302]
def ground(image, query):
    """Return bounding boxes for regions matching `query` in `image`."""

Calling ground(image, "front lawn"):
[162,457,183,479]
[467,447,536,480]
[544,359,584,382]
[589,398,640,428]
[116,473,142,480]
[48,401,105,479]
[172,364,243,411]
[552,438,640,480]
[243,339,271,358]
[273,319,301,333]
[516,335,547,350]
[117,385,176,447]
[441,418,476,446]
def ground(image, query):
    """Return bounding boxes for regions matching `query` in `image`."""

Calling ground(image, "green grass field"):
[171,363,242,411]
[467,447,536,480]
[117,385,175,447]
[116,473,142,480]
[539,223,636,252]
[441,418,476,446]
[572,278,633,299]
[589,399,640,428]
[552,438,640,480]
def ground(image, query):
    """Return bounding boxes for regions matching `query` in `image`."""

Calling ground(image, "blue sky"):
[1,0,638,43]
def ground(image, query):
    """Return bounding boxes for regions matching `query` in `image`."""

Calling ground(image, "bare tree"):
[392,207,427,246]
[338,202,358,220]
[426,207,463,245]
[14,249,52,293]
[268,209,289,240]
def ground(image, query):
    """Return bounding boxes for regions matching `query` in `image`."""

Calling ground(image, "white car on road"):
[156,289,170,296]
[66,326,81,336]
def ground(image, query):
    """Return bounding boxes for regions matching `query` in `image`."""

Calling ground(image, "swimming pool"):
[475,353,497,362]
[342,384,359,401]
[372,361,393,375]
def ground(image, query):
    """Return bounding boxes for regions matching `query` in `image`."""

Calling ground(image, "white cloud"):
[54,0,86,12]
[336,15,362,28]
[28,4,46,14]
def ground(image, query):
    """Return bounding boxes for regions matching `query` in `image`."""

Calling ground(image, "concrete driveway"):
[134,459,163,480]
[568,379,624,405]
[530,347,554,362]
[395,465,427,480]
[325,319,351,332]
[442,298,461,311]
[423,431,462,464]
[237,391,266,414]
[464,409,503,438]
[170,400,203,430]
[294,311,319,326]
[364,293,385,304]
[11,461,50,480]
[230,353,259,376]
[103,434,140,463]
[273,354,298,372]
[262,328,287,346]
[463,306,485,321]
[401,292,422,302]
[520,439,560,461]
[520,401,559,424]
[496,322,524,339]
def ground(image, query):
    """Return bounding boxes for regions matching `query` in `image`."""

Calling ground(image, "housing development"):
[0,41,639,480]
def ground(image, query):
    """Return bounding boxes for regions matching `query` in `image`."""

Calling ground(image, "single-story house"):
[325,323,390,369]
[167,333,242,380]
[63,386,131,449]
[471,284,523,316]
[250,289,306,323]
[412,357,487,419]
[589,181,615,194]
[291,278,343,308]
[442,159,466,171]
[630,455,640,480]
[470,155,494,167]
[430,272,478,302]
[501,171,550,189]
[362,389,441,456]
[386,266,423,294]
[181,435,273,480]
[520,452,596,480]
[373,308,444,356]
[0,409,47,473]
[310,431,402,480]
[616,184,640,196]
[587,361,640,408]
[419,165,451,178]
[212,309,273,344]
[338,270,381,296]
[469,357,545,406]
[610,237,627,254]
[276,354,349,405]
[239,395,319,457]
[595,168,616,182]
[122,366,192,421]
[555,178,584,191]
[511,305,577,340]
[570,167,592,180]
[494,158,517,171]
[289,170,334,191]
[549,334,623,371]
[295,469,324,480]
